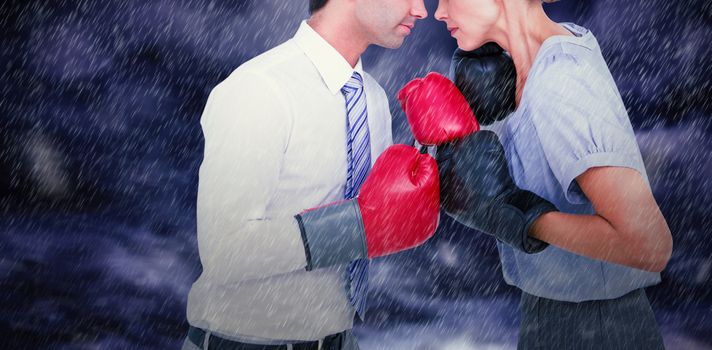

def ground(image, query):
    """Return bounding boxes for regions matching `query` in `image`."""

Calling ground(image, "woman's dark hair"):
[309,0,329,14]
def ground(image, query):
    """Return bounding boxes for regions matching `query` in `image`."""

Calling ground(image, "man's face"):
[354,0,428,49]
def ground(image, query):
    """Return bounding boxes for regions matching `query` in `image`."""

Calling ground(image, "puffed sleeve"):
[528,58,648,205]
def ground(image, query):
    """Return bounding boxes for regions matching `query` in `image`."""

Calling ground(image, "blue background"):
[1,1,711,349]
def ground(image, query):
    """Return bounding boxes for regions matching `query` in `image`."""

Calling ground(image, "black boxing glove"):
[438,130,555,253]
[449,43,516,126]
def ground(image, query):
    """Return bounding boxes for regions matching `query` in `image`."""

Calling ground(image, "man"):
[181,1,433,349]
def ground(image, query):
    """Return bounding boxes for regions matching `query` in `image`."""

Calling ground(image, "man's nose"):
[411,0,428,19]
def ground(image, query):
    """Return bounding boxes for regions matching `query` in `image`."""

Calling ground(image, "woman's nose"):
[434,0,448,22]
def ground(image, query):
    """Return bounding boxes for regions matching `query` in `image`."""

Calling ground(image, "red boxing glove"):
[359,144,440,257]
[296,145,440,269]
[398,72,480,145]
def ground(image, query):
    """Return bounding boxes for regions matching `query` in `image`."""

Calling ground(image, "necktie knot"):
[341,72,364,96]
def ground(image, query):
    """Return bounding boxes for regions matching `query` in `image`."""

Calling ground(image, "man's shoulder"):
[223,39,306,85]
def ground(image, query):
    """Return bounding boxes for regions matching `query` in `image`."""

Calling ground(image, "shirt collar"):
[293,20,365,95]
[555,22,596,50]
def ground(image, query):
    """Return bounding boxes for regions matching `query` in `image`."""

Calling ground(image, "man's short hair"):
[309,0,329,14]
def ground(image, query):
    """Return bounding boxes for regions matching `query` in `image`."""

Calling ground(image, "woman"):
[414,0,672,348]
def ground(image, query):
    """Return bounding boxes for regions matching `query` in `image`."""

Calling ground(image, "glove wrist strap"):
[296,200,368,270]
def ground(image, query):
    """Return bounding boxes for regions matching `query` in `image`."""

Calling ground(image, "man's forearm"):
[197,216,309,284]
[528,211,669,272]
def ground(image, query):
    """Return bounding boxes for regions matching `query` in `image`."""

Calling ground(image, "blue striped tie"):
[341,72,370,319]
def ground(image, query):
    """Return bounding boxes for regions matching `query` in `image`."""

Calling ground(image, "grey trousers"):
[518,288,664,350]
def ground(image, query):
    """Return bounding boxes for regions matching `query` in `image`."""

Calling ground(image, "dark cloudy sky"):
[1,1,711,349]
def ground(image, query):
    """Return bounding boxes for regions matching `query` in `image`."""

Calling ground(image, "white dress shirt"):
[186,21,393,342]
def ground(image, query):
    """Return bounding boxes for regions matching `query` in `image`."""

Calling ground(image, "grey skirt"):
[518,288,664,350]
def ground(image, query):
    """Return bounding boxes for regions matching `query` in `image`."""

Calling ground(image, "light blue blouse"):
[483,22,660,302]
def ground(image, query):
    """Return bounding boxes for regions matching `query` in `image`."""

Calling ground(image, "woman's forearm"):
[528,211,672,272]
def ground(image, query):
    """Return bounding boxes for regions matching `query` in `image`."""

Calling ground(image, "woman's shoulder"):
[527,50,608,103]
[529,23,602,81]
[533,49,593,82]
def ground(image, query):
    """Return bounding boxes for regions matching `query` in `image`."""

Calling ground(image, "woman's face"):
[435,0,501,50]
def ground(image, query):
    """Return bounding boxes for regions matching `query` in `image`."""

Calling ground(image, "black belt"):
[188,326,344,350]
